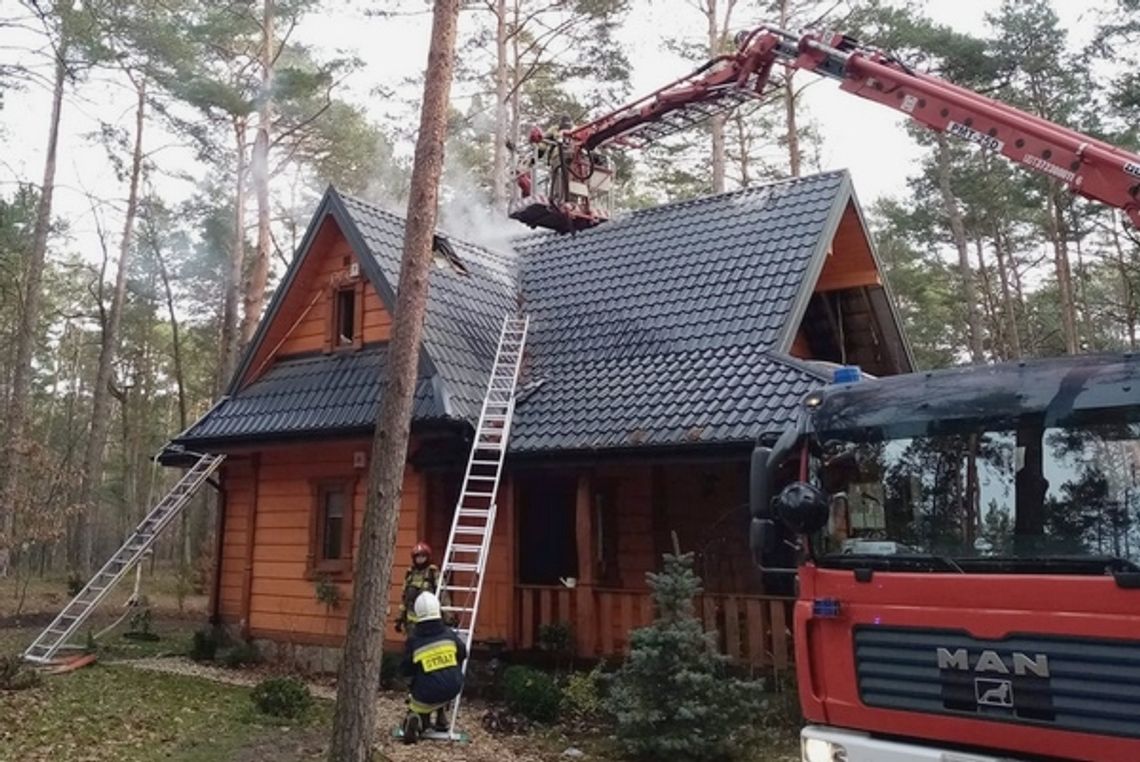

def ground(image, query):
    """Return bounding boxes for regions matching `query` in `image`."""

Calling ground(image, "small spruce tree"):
[607,551,765,761]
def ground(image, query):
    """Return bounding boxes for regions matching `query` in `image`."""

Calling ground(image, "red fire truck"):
[510,23,1140,762]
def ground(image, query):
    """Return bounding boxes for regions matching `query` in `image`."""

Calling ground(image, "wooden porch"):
[516,585,794,668]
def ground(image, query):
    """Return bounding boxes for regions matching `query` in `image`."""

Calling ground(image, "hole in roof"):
[432,234,468,275]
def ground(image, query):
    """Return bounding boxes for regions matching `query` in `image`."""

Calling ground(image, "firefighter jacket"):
[397,563,439,626]
[401,618,467,707]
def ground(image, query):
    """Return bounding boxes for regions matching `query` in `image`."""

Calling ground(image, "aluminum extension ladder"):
[22,452,225,664]
[435,312,528,737]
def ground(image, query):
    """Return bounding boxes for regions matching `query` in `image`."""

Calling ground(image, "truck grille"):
[854,626,1140,739]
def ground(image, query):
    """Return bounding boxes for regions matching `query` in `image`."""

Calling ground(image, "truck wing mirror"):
[750,517,779,563]
[749,445,770,519]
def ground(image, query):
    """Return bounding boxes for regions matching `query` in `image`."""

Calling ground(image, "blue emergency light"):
[832,365,862,384]
[812,598,841,618]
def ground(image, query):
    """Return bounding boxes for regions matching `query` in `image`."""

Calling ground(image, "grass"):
[0,663,333,762]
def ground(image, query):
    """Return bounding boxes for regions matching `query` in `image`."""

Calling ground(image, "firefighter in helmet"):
[395,541,439,633]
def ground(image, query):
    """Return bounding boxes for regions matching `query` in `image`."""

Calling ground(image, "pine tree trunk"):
[219,118,247,390]
[706,0,726,193]
[783,74,800,177]
[974,237,1002,359]
[1109,212,1138,350]
[242,0,274,347]
[75,78,147,574]
[778,0,799,177]
[490,0,509,213]
[992,226,1022,359]
[1046,188,1079,354]
[934,136,984,363]
[0,39,68,577]
[327,0,461,758]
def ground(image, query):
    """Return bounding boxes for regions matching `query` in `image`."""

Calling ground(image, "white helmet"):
[413,591,442,622]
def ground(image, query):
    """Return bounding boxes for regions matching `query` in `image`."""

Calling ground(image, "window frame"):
[307,478,357,579]
[324,278,364,353]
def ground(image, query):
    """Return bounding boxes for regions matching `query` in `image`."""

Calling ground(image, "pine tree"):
[607,551,765,761]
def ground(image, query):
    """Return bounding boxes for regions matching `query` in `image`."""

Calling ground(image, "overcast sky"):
[0,0,1114,256]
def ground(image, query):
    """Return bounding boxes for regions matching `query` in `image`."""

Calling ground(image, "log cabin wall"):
[216,440,422,646]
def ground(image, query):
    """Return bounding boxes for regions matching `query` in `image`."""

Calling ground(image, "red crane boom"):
[511,24,1140,231]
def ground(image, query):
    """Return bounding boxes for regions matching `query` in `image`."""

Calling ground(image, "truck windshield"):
[815,415,1140,573]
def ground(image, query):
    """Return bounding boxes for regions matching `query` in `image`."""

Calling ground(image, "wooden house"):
[164,170,913,670]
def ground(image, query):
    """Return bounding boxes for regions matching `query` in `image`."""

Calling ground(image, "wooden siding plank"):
[771,600,790,670]
[520,589,534,649]
[598,592,613,655]
[539,588,552,631]
[746,598,768,667]
[620,593,635,653]
[724,596,741,662]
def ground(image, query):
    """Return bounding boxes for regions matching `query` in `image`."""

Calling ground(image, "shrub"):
[537,621,573,654]
[66,573,83,597]
[189,628,221,662]
[219,641,261,668]
[502,665,561,723]
[0,655,41,692]
[314,575,341,610]
[250,676,312,719]
[123,607,159,641]
[606,551,766,761]
[561,665,604,723]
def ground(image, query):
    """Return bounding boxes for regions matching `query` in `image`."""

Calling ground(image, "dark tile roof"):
[175,347,442,445]
[182,169,868,453]
[510,347,828,452]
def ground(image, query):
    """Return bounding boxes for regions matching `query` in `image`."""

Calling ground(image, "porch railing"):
[515,585,794,668]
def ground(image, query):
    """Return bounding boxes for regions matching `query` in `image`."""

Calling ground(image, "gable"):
[786,200,913,376]
[237,214,393,390]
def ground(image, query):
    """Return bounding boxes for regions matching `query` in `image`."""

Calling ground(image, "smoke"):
[437,150,523,257]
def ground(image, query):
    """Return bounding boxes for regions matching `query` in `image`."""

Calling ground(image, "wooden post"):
[207,471,228,625]
[575,470,595,657]
[239,455,260,639]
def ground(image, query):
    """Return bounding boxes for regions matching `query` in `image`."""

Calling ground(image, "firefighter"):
[395,542,439,633]
[400,591,468,743]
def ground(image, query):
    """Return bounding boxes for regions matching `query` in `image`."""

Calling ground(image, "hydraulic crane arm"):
[569,24,1140,228]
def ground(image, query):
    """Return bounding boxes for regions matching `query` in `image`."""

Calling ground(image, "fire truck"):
[510,23,1140,762]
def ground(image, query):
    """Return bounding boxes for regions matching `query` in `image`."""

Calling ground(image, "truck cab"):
[751,354,1140,762]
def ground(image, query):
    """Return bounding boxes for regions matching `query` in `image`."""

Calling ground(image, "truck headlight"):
[803,737,847,762]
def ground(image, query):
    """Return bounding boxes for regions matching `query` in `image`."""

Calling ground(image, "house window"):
[335,287,355,346]
[309,480,355,576]
[326,278,364,352]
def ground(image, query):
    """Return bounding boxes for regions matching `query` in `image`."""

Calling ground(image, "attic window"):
[432,234,468,275]
[335,288,356,345]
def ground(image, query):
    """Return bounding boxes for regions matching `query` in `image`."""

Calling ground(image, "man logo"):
[976,678,1014,708]
[937,647,1050,678]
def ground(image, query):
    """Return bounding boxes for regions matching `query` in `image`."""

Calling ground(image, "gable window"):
[335,287,355,345]
[326,278,364,352]
[308,479,355,577]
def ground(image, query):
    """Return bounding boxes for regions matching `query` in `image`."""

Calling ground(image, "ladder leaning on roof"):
[434,312,528,739]
[22,452,225,665]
